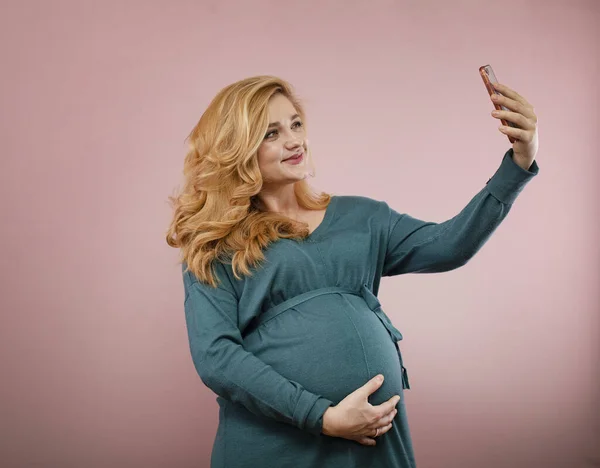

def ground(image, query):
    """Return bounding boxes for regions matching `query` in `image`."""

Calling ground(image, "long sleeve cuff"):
[300,395,334,436]
[485,148,539,205]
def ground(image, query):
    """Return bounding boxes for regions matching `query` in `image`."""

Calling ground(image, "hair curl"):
[165,76,331,287]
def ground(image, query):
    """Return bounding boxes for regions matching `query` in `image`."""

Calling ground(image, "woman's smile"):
[283,152,304,165]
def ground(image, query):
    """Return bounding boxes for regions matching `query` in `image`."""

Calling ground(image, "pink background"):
[1,1,598,467]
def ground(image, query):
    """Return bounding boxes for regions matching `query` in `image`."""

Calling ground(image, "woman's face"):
[256,93,310,187]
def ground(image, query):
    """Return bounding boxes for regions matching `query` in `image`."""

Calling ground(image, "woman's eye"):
[264,121,302,140]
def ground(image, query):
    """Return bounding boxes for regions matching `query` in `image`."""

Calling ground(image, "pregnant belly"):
[243,290,406,405]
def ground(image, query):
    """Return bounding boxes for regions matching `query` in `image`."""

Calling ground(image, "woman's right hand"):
[321,374,401,446]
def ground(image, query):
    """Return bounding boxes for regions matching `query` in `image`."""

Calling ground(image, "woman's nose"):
[285,136,303,150]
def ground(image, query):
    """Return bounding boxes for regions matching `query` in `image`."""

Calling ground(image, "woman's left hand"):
[490,82,539,171]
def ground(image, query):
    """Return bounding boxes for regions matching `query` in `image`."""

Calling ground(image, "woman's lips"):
[283,153,304,165]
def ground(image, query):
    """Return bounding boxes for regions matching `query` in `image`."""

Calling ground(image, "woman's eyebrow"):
[267,113,300,128]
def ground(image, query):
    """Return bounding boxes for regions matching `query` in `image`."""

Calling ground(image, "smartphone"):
[479,64,516,143]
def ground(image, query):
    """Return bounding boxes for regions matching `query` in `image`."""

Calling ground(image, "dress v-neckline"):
[305,196,337,240]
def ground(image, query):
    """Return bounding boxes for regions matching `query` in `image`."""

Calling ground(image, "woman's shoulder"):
[332,194,392,215]
[181,258,236,291]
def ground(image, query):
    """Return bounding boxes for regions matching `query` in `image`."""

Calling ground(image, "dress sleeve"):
[383,148,539,276]
[182,264,334,436]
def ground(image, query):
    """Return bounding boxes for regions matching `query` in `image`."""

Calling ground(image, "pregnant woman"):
[166,75,539,467]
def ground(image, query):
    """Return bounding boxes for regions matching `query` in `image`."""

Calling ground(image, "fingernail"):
[377,375,384,383]
[491,94,498,100]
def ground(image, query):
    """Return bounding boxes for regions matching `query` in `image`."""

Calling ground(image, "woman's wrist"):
[321,406,336,436]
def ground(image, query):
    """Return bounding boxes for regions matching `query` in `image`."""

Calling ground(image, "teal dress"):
[182,149,539,468]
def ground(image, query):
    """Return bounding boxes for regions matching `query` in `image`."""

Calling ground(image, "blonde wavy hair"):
[166,76,331,287]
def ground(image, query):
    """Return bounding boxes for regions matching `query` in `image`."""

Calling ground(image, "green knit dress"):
[182,148,539,467]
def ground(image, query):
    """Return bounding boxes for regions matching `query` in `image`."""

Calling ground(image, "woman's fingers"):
[379,422,393,435]
[491,109,534,130]
[498,124,534,142]
[493,82,533,108]
[373,395,401,419]
[490,83,539,146]
[357,421,395,446]
[358,437,376,446]
[491,88,536,120]
[365,407,398,436]
[370,422,395,442]
[368,406,397,428]
[377,408,397,426]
